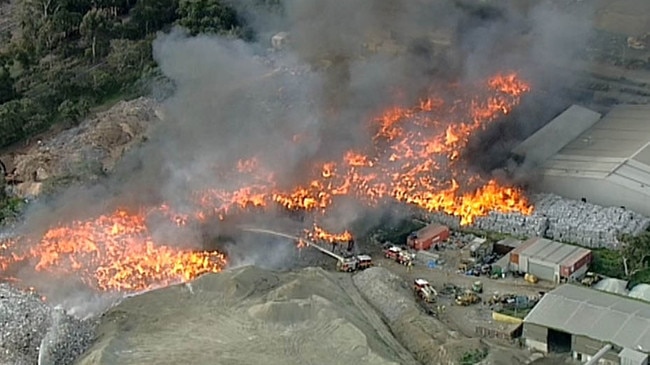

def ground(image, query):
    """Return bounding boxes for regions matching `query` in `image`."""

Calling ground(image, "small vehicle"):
[471,280,483,294]
[384,246,402,260]
[455,291,480,306]
[414,279,438,303]
[357,255,374,270]
[524,273,539,284]
[337,257,359,272]
[580,272,602,287]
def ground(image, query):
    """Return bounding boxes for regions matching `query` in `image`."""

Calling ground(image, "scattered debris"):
[0,284,95,365]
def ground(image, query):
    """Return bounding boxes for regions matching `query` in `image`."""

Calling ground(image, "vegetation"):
[591,248,626,279]
[0,178,23,222]
[585,233,650,286]
[459,348,488,365]
[0,0,272,150]
[0,0,285,223]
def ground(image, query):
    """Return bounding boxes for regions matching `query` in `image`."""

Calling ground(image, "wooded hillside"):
[0,0,278,148]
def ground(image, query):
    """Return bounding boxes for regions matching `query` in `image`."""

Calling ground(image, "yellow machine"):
[524,273,538,284]
[455,291,480,306]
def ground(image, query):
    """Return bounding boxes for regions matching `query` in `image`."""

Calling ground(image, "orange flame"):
[0,72,533,293]
[305,224,353,243]
[1,210,226,292]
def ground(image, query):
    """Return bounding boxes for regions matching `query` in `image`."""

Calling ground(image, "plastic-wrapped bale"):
[427,212,461,229]
[531,193,649,248]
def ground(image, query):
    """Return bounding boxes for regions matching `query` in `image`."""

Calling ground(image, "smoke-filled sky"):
[144,0,595,202]
[18,0,599,251]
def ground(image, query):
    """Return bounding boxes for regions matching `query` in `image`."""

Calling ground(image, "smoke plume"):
[6,0,600,298]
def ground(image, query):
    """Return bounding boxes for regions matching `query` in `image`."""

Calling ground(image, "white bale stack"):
[423,193,650,249]
[531,194,650,248]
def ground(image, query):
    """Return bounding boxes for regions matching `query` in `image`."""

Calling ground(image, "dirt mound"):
[74,266,414,365]
[5,98,160,197]
[353,267,485,364]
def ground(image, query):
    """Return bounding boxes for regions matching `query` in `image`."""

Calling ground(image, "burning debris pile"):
[0,209,227,294]
[0,71,532,295]
[430,194,650,248]
[0,284,94,365]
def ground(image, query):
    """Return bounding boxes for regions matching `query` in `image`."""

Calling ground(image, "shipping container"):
[407,223,449,251]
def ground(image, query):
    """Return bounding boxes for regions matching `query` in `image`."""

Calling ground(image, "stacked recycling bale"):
[423,193,650,248]
[472,211,549,238]
[532,194,650,248]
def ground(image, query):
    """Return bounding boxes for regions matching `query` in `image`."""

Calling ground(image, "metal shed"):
[510,237,591,282]
[523,285,650,361]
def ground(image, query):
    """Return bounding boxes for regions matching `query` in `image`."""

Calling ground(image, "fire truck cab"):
[384,246,402,260]
[413,279,437,303]
[414,278,430,290]
[357,255,373,270]
[337,257,359,272]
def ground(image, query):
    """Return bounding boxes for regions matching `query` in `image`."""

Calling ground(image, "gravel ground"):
[352,267,413,322]
[0,284,95,365]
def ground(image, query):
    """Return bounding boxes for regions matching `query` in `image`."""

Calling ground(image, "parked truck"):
[413,279,438,303]
[336,255,374,272]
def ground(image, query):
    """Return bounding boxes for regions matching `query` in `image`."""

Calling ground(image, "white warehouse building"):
[513,104,650,217]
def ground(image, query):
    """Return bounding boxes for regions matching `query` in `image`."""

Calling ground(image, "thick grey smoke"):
[143,0,597,223]
[3,0,601,298]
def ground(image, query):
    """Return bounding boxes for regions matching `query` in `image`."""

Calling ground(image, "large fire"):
[0,73,532,293]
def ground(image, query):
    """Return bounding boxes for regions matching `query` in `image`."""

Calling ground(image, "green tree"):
[622,233,650,277]
[177,0,241,36]
[0,65,17,103]
[129,0,178,37]
[57,98,89,126]
[17,0,70,55]
[79,8,114,61]
[107,38,152,73]
[0,100,25,145]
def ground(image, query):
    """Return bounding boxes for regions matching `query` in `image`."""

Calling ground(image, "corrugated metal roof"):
[593,278,629,295]
[496,237,523,248]
[552,104,650,160]
[539,106,650,195]
[512,105,601,164]
[512,237,590,266]
[633,144,650,167]
[542,155,623,179]
[414,223,448,238]
[630,284,650,303]
[524,284,650,352]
